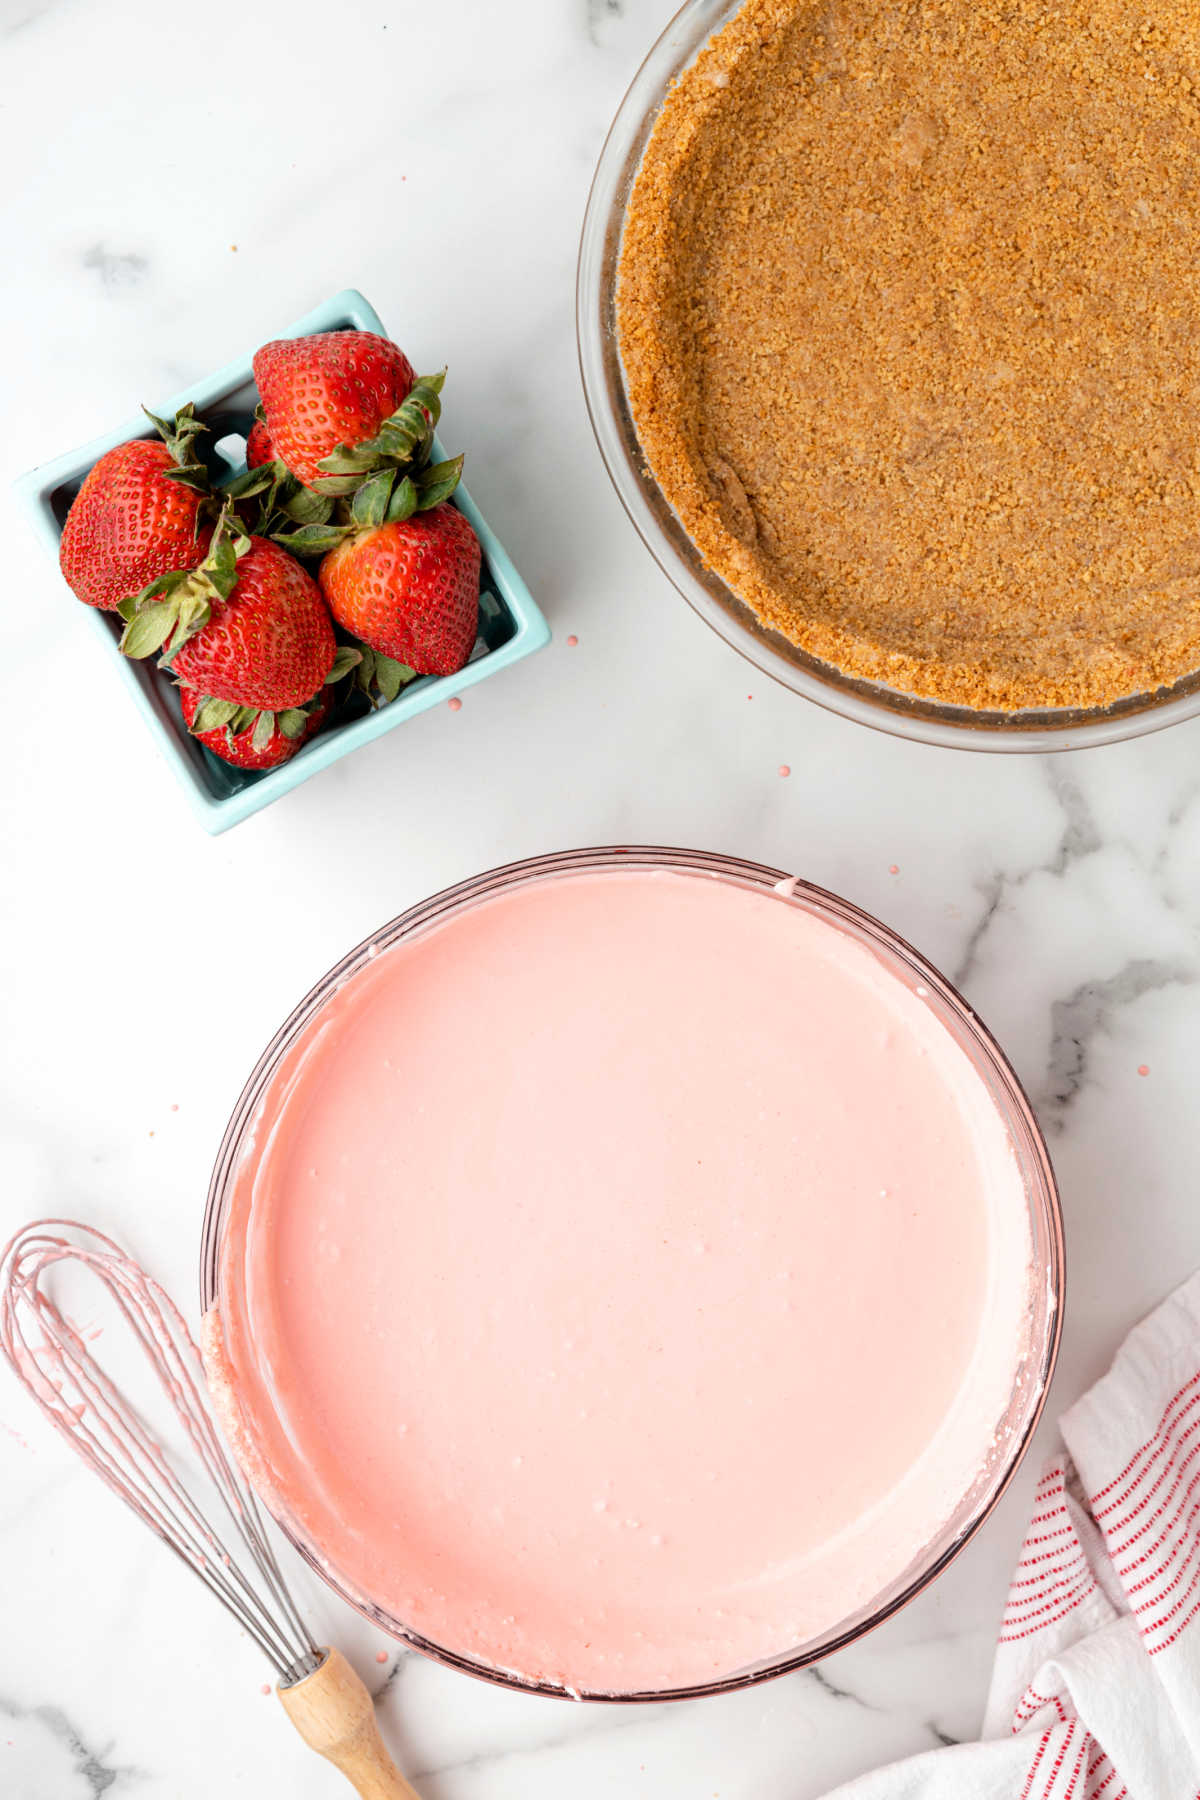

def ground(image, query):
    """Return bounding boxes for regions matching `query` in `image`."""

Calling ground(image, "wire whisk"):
[0,1218,320,1682]
[0,1218,421,1798]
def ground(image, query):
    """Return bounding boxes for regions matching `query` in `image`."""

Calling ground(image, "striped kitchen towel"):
[823,1272,1200,1800]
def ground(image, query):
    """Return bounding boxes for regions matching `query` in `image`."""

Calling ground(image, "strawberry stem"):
[309,371,454,500]
[143,403,212,494]
[119,501,251,664]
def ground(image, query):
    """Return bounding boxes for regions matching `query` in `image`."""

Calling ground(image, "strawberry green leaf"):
[141,404,177,440]
[410,370,446,408]
[251,710,276,753]
[143,403,210,475]
[351,469,396,529]
[190,503,251,598]
[223,466,276,500]
[303,370,450,503]
[281,484,333,525]
[162,618,191,663]
[192,697,242,733]
[355,646,412,707]
[416,454,465,510]
[327,645,363,683]
[271,524,347,556]
[374,413,428,461]
[161,464,213,493]
[159,588,214,666]
[309,474,367,498]
[412,427,436,472]
[316,442,381,476]
[179,589,213,632]
[277,708,308,739]
[207,536,238,601]
[131,569,189,608]
[374,654,415,705]
[363,374,445,463]
[385,477,418,524]
[369,424,416,462]
[121,604,178,660]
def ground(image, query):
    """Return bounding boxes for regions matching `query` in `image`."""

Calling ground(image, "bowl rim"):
[200,843,1065,1703]
[576,0,1200,753]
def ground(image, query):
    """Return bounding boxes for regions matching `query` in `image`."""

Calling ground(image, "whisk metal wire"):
[0,1219,321,1686]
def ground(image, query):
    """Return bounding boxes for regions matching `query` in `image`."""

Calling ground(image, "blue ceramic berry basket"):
[13,289,550,834]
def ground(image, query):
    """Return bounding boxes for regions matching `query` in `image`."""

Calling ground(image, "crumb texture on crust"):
[618,0,1200,712]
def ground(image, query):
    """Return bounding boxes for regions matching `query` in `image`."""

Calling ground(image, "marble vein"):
[950,870,1007,993]
[948,754,1200,1137]
[0,1692,141,1796]
[809,1664,862,1706]
[370,1647,417,1702]
[82,245,149,293]
[1039,957,1196,1127]
[1042,763,1103,869]
[2,4,54,36]
[808,1662,960,1751]
[952,762,1103,992]
[586,0,625,46]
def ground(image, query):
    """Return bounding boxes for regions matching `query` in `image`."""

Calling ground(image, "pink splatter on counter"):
[202,851,1059,1698]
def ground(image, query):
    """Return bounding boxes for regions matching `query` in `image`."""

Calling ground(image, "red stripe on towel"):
[1092,1375,1200,1511]
[1000,1586,1098,1643]
[1020,1731,1054,1800]
[1012,1685,1069,1731]
[1038,1718,1077,1797]
[1056,1725,1089,1797]
[1086,1366,1200,1656]
[1108,1434,1200,1556]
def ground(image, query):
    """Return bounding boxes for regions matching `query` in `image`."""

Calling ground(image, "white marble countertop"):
[3,1,1200,1795]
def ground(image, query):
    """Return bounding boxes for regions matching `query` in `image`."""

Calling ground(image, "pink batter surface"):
[206,868,1032,1692]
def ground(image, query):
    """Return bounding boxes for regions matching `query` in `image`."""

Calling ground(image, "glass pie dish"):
[576,0,1200,751]
[200,845,1064,1701]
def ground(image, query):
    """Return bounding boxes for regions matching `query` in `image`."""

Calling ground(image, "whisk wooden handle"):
[278,1649,422,1799]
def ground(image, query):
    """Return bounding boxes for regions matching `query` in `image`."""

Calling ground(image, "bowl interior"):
[577,1,1200,751]
[200,844,1064,1702]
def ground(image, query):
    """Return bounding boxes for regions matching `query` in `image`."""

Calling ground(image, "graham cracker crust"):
[618,0,1200,712]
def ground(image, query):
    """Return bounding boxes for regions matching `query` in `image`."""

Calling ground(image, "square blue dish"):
[12,289,551,833]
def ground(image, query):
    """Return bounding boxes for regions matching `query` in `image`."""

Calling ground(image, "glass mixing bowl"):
[201,846,1064,1701]
[577,0,1200,751]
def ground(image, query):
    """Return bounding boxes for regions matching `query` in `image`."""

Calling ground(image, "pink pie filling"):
[205,868,1032,1692]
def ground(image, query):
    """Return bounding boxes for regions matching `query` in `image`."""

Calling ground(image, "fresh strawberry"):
[181,682,333,770]
[170,539,335,706]
[253,331,417,487]
[271,446,478,678]
[245,417,276,469]
[59,407,212,610]
[321,504,480,676]
[119,510,337,709]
